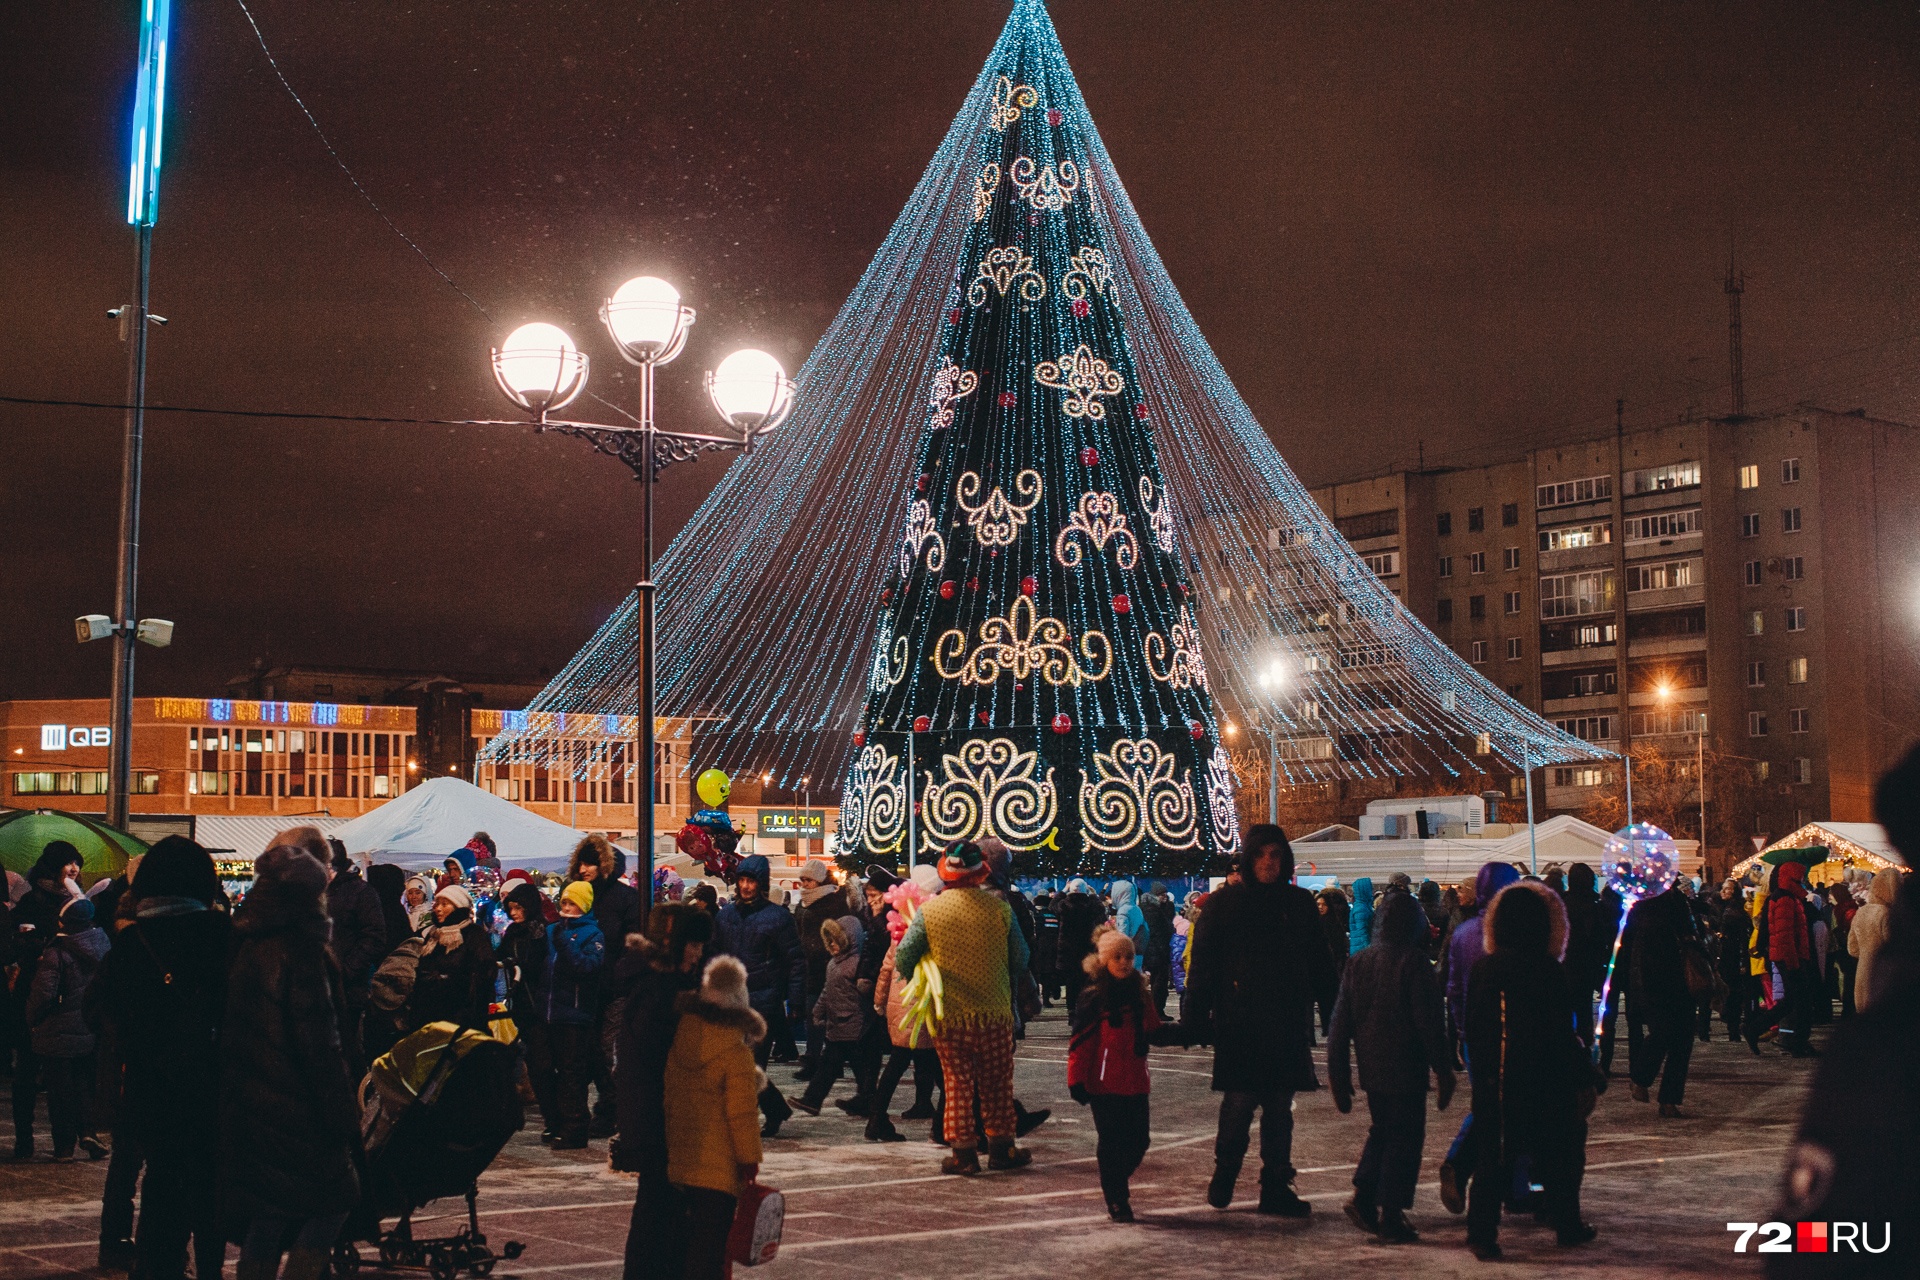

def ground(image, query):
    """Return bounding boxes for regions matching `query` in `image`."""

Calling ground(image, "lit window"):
[1788,657,1807,684]
[1755,760,1771,781]
[1794,757,1812,784]
[1739,464,1759,490]
[1746,609,1764,636]
[1627,460,1701,493]
[1537,476,1612,508]
[1506,637,1523,660]
[1748,711,1768,737]
[1539,522,1611,552]
[1627,559,1695,592]
[1782,458,1801,483]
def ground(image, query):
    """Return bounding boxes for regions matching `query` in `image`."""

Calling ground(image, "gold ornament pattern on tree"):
[968,246,1047,307]
[1205,747,1241,859]
[844,742,907,855]
[1010,156,1079,211]
[899,499,946,576]
[923,737,1059,852]
[1079,738,1199,853]
[1034,344,1125,420]
[989,75,1037,133]
[1138,476,1176,553]
[1144,605,1209,690]
[972,163,1001,222]
[1061,247,1119,306]
[1054,490,1140,569]
[955,469,1042,547]
[932,595,1113,687]
[929,356,980,431]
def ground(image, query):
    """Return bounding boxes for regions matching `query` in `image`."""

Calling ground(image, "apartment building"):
[1311,408,1920,845]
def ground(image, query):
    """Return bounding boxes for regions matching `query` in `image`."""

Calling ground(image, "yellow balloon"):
[696,768,732,809]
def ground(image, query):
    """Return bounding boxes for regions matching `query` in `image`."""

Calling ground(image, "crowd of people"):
[2,743,1916,1278]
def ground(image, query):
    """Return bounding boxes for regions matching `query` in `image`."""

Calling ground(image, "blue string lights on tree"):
[479,0,1602,851]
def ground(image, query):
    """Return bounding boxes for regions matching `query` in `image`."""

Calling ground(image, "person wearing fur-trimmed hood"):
[665,955,765,1280]
[1462,880,1597,1259]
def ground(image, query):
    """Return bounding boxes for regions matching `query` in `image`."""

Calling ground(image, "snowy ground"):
[1,1008,1816,1279]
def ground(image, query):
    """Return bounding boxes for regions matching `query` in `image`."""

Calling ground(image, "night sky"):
[4,0,1917,702]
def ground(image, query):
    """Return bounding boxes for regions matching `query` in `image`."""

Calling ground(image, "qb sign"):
[41,725,111,751]
[1729,1223,1892,1254]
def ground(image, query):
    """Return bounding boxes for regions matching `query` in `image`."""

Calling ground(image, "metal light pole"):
[491,284,795,915]
[104,0,172,831]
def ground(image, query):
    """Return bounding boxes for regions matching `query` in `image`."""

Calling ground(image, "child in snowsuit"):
[1067,925,1181,1221]
[790,916,875,1115]
[1327,891,1456,1243]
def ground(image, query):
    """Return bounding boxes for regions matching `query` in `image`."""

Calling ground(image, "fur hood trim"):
[1484,879,1569,961]
[569,833,616,881]
[673,990,768,1044]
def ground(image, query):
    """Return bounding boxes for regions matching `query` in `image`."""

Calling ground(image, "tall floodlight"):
[106,0,173,829]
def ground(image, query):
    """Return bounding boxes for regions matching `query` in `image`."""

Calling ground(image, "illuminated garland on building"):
[479,0,1600,852]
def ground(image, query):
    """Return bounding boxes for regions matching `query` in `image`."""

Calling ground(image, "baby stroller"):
[333,1022,527,1279]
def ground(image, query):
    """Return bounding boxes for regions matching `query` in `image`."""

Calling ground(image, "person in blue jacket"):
[528,880,607,1150]
[712,854,805,1136]
[1349,878,1376,958]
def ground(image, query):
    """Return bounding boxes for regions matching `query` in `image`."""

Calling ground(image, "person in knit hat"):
[792,857,844,1082]
[405,882,497,1032]
[27,896,110,1161]
[1069,924,1182,1221]
[528,874,607,1149]
[894,839,1032,1174]
[664,955,764,1280]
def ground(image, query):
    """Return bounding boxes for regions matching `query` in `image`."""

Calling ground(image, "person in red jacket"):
[1746,861,1819,1058]
[1067,925,1182,1221]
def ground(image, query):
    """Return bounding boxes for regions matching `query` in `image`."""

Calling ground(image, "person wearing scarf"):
[405,884,497,1032]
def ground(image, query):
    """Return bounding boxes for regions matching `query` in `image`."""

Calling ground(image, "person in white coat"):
[1847,868,1902,1011]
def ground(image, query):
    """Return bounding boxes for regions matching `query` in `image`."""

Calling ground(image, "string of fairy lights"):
[479,0,1600,818]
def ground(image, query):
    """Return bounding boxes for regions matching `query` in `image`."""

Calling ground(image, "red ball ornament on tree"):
[915,473,930,493]
[1051,713,1072,734]
[1079,446,1099,467]
[997,391,1018,408]
[1020,576,1037,596]
[939,580,955,600]
[913,716,930,733]
[1189,722,1206,740]
[1135,403,1150,421]
[967,576,980,591]
[852,731,867,747]
[1070,297,1091,319]
[977,710,990,725]
[880,588,892,604]
[1047,107,1063,128]
[1112,592,1131,615]
[946,307,960,324]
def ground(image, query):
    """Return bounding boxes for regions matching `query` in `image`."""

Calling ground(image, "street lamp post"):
[492,278,795,913]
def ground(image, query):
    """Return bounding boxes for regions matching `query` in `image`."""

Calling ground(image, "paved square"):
[1,1010,1813,1279]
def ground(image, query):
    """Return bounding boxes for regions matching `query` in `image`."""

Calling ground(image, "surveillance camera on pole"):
[75,615,114,644]
[135,618,173,648]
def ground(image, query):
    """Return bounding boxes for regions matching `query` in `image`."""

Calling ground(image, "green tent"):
[0,808,147,890]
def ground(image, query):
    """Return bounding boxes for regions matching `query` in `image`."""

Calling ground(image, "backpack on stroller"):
[333,1022,526,1279]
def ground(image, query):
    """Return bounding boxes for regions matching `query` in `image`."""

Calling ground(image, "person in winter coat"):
[323,837,387,1075]
[791,857,844,1081]
[1348,877,1376,959]
[497,881,550,1026]
[1138,882,1177,1017]
[403,875,435,932]
[712,854,805,1136]
[1182,824,1339,1217]
[1417,880,1448,960]
[1068,925,1180,1222]
[9,840,84,1159]
[663,956,765,1280]
[1317,885,1352,1032]
[407,884,497,1033]
[1622,885,1701,1115]
[566,834,641,1136]
[526,881,607,1149]
[1558,863,1608,1048]
[366,864,412,956]
[1713,880,1755,1039]
[840,866,901,1119]
[1848,868,1900,1013]
[614,903,713,1280]
[1327,892,1456,1244]
[1435,859,1522,1214]
[219,842,361,1279]
[1746,860,1820,1057]
[1462,881,1596,1260]
[1108,879,1149,965]
[895,840,1033,1175]
[27,896,110,1161]
[790,916,875,1115]
[868,872,941,1144]
[1055,879,1106,1012]
[85,836,230,1280]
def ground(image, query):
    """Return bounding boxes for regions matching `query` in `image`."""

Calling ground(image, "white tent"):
[331,777,588,871]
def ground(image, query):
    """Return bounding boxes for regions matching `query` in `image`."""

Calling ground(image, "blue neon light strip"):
[126,0,171,226]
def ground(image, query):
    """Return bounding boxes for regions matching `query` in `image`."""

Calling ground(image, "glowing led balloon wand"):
[1592,823,1679,1059]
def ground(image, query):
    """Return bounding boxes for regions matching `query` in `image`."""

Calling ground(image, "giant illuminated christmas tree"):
[480,1,1601,875]
[838,60,1235,876]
